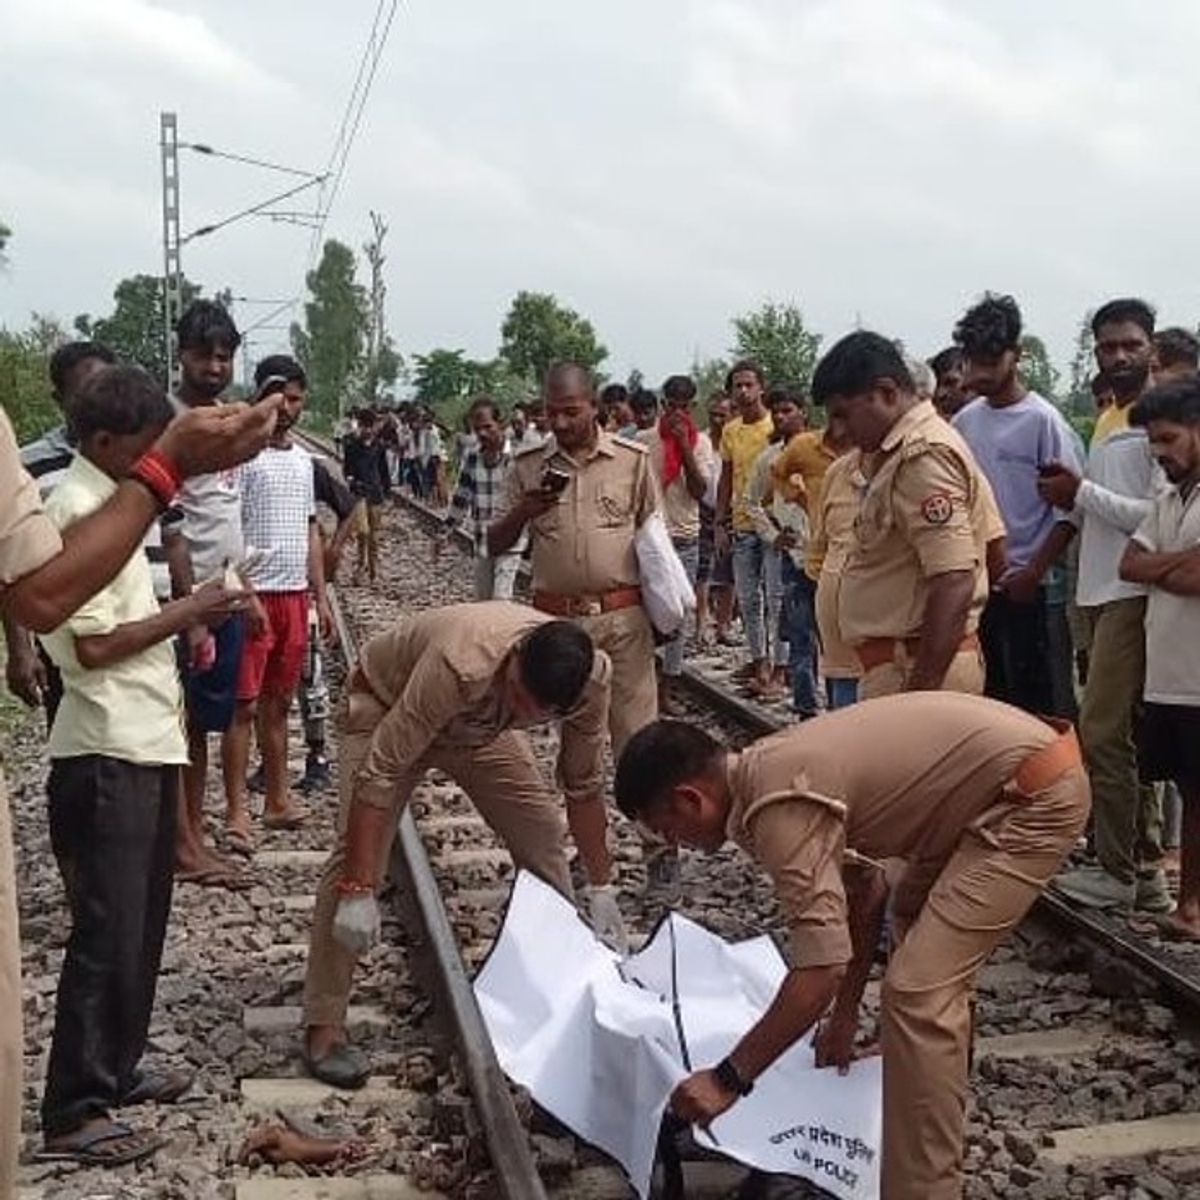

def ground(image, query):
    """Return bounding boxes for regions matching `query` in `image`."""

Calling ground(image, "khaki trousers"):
[1079,597,1162,881]
[302,689,571,1028]
[0,774,20,1199]
[860,643,985,701]
[880,765,1090,1199]
[576,605,658,758]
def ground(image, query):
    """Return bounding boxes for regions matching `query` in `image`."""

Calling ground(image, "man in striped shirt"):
[3,342,182,716]
[444,396,525,600]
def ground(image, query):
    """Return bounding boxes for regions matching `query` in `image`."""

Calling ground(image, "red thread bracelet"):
[128,448,183,509]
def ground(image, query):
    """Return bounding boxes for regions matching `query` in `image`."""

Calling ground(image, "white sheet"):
[474,872,882,1199]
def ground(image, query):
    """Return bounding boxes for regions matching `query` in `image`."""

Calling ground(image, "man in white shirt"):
[638,375,716,706]
[1038,298,1169,913]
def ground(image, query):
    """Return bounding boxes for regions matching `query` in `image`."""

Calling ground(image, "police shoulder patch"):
[610,433,649,455]
[920,491,954,525]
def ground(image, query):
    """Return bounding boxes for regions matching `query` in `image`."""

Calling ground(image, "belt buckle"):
[579,598,602,617]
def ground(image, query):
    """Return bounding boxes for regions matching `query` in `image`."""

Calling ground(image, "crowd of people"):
[1,288,1199,1200]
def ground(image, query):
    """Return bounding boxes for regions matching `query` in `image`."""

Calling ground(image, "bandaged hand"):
[332,893,381,955]
[585,884,630,956]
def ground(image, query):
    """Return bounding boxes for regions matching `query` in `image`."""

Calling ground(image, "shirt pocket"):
[596,482,633,529]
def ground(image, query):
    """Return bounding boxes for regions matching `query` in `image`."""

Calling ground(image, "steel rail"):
[306,439,550,1200]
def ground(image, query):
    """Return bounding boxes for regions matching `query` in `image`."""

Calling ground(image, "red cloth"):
[658,412,699,487]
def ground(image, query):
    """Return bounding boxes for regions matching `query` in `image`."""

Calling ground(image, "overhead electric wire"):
[183,176,325,244]
[303,0,401,273]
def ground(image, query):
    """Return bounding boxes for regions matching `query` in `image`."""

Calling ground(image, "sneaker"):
[1135,867,1176,915]
[642,852,681,905]
[298,757,332,794]
[1052,864,1135,911]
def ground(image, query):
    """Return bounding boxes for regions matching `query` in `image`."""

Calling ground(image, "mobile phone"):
[254,374,289,404]
[541,466,571,495]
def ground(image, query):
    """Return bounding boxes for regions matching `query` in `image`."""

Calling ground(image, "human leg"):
[257,593,309,825]
[491,554,521,602]
[731,532,766,674]
[880,767,1089,1198]
[781,560,817,716]
[0,770,20,1196]
[663,539,700,678]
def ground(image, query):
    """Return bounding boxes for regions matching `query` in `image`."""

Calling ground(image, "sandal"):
[263,806,308,832]
[122,1068,195,1106]
[37,1119,163,1167]
[223,825,256,858]
[176,866,254,891]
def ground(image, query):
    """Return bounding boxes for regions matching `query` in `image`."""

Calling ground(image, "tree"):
[690,354,731,402]
[411,349,489,407]
[74,273,202,386]
[1064,311,1096,417]
[498,291,607,384]
[361,212,402,406]
[0,314,70,443]
[730,301,822,389]
[291,239,368,426]
[1019,334,1061,404]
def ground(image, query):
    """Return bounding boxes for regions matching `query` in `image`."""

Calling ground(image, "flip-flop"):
[223,826,256,858]
[263,809,308,831]
[1155,913,1200,944]
[37,1120,163,1166]
[122,1069,195,1106]
[177,865,255,892]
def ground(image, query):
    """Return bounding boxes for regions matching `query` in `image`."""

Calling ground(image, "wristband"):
[713,1056,753,1097]
[335,878,375,897]
[128,448,183,510]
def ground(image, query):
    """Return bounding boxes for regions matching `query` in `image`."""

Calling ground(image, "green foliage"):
[499,291,607,384]
[1019,334,1061,403]
[0,314,70,443]
[690,355,731,402]
[74,274,202,386]
[291,239,369,425]
[730,301,822,390]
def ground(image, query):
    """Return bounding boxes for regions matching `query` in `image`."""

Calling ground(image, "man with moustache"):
[1039,298,1170,913]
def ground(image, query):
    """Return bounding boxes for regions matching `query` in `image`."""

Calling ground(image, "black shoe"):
[303,1041,369,1090]
[298,757,332,794]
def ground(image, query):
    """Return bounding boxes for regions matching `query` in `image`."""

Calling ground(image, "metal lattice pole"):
[160,112,183,391]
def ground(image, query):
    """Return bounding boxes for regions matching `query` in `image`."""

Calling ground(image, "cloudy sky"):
[3,0,1199,385]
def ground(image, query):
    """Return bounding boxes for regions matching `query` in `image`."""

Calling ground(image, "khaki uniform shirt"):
[809,454,861,677]
[352,601,610,809]
[0,409,63,589]
[839,401,999,644]
[725,692,1057,968]
[500,432,658,595]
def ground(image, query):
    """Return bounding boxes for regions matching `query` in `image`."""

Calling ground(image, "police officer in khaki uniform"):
[0,398,279,1188]
[488,363,674,892]
[615,693,1090,1200]
[302,601,621,1089]
[811,332,1005,699]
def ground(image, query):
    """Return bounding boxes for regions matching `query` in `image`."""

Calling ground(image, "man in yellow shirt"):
[714,361,775,690]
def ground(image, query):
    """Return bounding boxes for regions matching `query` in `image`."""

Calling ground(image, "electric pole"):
[160,112,183,389]
[362,210,388,413]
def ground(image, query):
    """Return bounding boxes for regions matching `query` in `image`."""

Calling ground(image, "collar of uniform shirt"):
[879,398,937,454]
[553,431,619,465]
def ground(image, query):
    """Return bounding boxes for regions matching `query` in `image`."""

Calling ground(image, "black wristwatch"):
[713,1056,753,1097]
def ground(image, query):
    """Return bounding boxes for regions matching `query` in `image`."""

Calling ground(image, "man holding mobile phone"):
[488,363,674,901]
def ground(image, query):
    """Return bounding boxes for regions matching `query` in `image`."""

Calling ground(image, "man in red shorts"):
[224,356,331,851]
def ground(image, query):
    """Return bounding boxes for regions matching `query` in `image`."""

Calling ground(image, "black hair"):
[662,375,697,403]
[510,401,529,418]
[1092,298,1155,339]
[599,383,629,406]
[953,293,1022,358]
[517,621,596,713]
[176,299,242,353]
[467,394,500,422]
[766,383,807,409]
[928,346,964,382]
[631,387,658,414]
[66,365,173,444]
[356,408,378,427]
[811,331,914,406]
[1131,376,1200,428]
[1154,327,1200,372]
[614,720,724,819]
[254,354,306,389]
[48,341,116,400]
[725,359,765,390]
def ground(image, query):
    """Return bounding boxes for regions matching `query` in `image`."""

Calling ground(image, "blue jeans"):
[663,538,700,676]
[826,676,859,710]
[732,532,788,665]
[780,558,818,717]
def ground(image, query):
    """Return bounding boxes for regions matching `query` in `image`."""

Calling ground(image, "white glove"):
[332,893,381,955]
[586,884,630,956]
